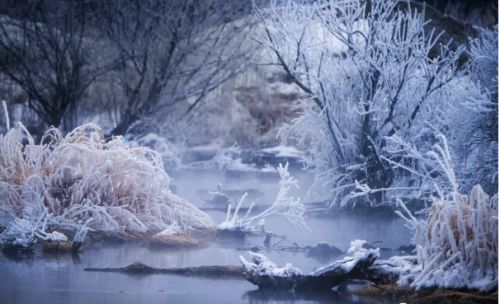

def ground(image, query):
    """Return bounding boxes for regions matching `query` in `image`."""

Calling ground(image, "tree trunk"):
[109,82,163,137]
[359,70,393,202]
[109,112,138,136]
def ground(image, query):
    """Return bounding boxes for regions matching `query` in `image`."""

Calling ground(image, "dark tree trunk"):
[359,70,393,202]
[109,82,163,137]
[109,112,138,136]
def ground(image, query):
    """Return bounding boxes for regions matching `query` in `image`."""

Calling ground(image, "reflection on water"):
[244,288,374,303]
[0,169,411,303]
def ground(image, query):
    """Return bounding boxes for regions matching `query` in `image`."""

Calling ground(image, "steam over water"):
[0,169,411,304]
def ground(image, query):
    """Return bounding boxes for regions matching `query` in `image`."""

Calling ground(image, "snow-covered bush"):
[128,133,183,170]
[218,163,308,233]
[0,122,214,246]
[256,0,494,207]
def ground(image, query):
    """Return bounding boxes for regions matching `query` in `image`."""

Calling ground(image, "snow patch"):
[240,251,303,277]
[312,239,380,275]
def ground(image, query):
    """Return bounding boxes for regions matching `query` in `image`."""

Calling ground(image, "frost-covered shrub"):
[396,136,498,291]
[211,145,257,172]
[469,26,498,99]
[257,0,496,208]
[128,133,183,170]
[398,185,497,291]
[0,122,214,244]
[449,26,499,194]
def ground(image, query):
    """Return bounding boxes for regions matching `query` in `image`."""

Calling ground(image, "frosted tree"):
[453,26,498,193]
[255,0,489,207]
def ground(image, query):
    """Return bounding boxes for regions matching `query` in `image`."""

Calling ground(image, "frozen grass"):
[0,122,214,247]
[398,185,498,291]
[129,133,183,170]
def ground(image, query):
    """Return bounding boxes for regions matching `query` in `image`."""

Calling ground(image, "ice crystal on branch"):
[219,163,308,233]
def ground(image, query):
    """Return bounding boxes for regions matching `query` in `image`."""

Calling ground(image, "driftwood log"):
[85,262,243,279]
[240,250,385,291]
[84,249,416,291]
[239,243,418,292]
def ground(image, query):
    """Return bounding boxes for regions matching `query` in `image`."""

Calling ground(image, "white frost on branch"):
[255,0,492,208]
[218,163,308,233]
[0,207,65,247]
[73,219,92,244]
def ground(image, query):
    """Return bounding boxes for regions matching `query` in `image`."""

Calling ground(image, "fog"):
[0,0,497,303]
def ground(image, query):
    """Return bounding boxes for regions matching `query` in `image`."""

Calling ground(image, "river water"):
[0,168,411,304]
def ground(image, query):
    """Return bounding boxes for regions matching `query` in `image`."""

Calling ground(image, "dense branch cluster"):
[0,0,252,135]
[256,0,497,207]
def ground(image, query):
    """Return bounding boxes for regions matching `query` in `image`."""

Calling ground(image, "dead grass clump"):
[0,122,214,245]
[397,135,497,291]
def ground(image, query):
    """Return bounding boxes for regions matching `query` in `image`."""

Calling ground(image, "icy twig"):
[218,163,309,233]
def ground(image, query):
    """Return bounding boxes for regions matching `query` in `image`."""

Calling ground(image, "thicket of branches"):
[0,0,252,137]
[0,1,103,131]
[256,0,497,207]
